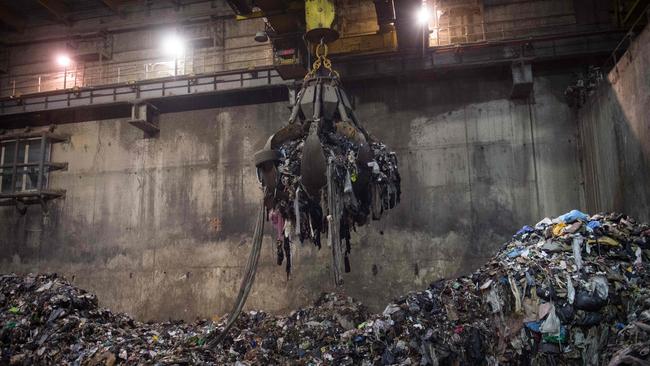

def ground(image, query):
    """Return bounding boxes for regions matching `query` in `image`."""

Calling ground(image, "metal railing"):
[602,3,649,73]
[427,13,609,47]
[0,13,619,98]
[0,44,273,98]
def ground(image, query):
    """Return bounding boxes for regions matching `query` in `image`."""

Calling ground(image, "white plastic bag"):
[591,276,609,300]
[540,304,561,336]
[567,275,575,304]
[572,236,584,270]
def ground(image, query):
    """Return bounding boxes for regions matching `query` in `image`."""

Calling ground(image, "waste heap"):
[216,210,650,365]
[2,210,649,365]
[254,43,401,281]
[0,273,218,365]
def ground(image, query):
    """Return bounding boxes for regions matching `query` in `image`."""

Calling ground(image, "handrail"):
[0,16,624,98]
[602,3,649,72]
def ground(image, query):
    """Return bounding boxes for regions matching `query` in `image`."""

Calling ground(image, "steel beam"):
[0,31,623,124]
[0,68,285,118]
[227,0,253,15]
[334,31,622,82]
[129,102,160,136]
[37,0,71,26]
[101,0,123,15]
[0,189,66,206]
[0,131,69,142]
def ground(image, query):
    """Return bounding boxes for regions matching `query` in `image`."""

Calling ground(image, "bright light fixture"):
[162,34,185,56]
[416,3,431,25]
[56,54,71,67]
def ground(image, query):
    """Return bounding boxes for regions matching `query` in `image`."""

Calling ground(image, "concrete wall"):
[0,67,586,320]
[578,24,650,222]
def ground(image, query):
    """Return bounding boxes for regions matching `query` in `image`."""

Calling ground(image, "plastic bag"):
[586,220,601,233]
[508,275,523,314]
[535,217,553,229]
[486,287,502,314]
[567,275,575,304]
[556,303,575,323]
[344,171,353,193]
[576,311,602,326]
[572,236,583,270]
[556,209,589,223]
[591,276,608,300]
[574,291,606,311]
[540,304,561,336]
[516,225,534,236]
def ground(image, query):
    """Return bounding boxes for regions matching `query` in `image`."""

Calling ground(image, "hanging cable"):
[206,188,267,348]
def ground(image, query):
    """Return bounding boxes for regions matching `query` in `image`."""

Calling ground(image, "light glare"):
[162,34,185,56]
[417,4,431,25]
[56,54,71,67]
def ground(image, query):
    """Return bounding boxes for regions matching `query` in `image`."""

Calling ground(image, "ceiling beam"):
[37,0,72,26]
[101,0,121,13]
[0,3,27,32]
[226,0,253,15]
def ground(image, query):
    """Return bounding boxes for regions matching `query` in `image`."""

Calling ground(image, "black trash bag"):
[556,303,575,323]
[465,327,484,363]
[574,291,607,311]
[575,311,603,326]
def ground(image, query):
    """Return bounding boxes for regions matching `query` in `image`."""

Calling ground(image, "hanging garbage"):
[254,41,401,284]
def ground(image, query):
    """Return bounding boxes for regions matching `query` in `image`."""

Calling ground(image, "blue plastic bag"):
[556,209,589,223]
[507,248,524,258]
[516,225,535,236]
[525,321,542,333]
[586,220,601,232]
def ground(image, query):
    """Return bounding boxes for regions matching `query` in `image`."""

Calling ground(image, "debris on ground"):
[2,210,649,365]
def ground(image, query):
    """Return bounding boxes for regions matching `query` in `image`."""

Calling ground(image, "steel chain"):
[305,41,340,80]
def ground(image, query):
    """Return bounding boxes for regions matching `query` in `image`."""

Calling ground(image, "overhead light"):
[56,54,72,67]
[416,3,431,25]
[162,33,186,56]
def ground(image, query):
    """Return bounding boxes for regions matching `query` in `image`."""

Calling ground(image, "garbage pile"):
[2,210,649,365]
[0,273,218,365]
[255,74,400,279]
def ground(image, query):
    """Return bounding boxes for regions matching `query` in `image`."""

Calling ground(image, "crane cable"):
[206,188,267,348]
[206,38,339,348]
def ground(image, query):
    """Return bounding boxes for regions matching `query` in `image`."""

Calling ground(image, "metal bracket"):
[511,61,533,100]
[128,102,160,137]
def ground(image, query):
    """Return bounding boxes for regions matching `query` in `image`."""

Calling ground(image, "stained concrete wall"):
[0,66,587,320]
[578,24,650,222]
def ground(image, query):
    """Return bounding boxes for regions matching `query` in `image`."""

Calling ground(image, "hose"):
[206,189,266,348]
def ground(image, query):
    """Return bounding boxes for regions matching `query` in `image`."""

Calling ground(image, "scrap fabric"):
[254,75,401,279]
[2,210,650,365]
